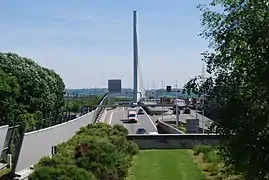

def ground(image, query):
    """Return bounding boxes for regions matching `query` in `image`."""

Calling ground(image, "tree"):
[0,52,66,156]
[0,52,65,128]
[184,0,269,179]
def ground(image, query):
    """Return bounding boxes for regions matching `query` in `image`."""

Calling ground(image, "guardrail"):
[93,93,108,123]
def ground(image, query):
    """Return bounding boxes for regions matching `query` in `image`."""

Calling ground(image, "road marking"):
[108,112,114,124]
[145,112,158,131]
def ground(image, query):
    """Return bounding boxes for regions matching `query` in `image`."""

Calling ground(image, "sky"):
[0,0,211,89]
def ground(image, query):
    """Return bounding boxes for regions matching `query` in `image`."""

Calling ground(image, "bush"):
[108,135,139,156]
[29,165,96,180]
[113,124,129,136]
[203,150,219,164]
[75,136,131,180]
[31,123,136,180]
[193,145,214,156]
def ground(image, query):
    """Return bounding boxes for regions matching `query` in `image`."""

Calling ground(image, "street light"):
[161,80,165,122]
[175,80,179,128]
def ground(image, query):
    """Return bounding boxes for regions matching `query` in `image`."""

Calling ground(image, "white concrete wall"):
[0,125,9,155]
[14,111,94,173]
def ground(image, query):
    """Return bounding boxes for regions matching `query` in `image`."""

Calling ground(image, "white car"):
[148,132,158,135]
[128,110,138,123]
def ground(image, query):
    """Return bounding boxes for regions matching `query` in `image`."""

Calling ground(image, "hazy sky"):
[0,0,210,89]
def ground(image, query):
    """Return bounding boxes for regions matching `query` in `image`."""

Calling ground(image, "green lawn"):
[128,150,204,180]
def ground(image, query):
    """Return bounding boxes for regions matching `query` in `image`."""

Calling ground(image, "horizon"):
[0,0,210,89]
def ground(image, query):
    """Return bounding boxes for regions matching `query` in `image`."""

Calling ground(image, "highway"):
[171,110,212,129]
[109,107,158,134]
[152,108,212,130]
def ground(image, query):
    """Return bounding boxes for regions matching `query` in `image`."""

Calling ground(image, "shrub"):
[203,150,219,164]
[76,123,114,137]
[193,145,214,156]
[113,124,129,136]
[75,136,130,180]
[108,135,139,156]
[29,165,96,180]
[31,123,134,180]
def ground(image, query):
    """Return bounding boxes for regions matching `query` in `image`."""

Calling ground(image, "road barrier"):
[157,120,184,134]
[0,125,9,156]
[12,111,95,174]
[127,134,219,149]
[93,93,107,123]
[11,93,109,177]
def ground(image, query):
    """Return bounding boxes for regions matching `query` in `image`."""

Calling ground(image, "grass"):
[127,149,204,180]
[0,168,11,177]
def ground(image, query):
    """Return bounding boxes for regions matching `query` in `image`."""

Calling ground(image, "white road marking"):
[108,112,114,124]
[145,112,158,131]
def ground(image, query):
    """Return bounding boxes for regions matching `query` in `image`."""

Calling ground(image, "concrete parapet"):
[0,125,9,156]
[127,134,219,149]
[13,111,94,174]
[157,120,184,134]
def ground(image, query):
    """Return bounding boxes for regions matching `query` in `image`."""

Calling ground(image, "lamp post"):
[161,80,165,122]
[175,80,179,127]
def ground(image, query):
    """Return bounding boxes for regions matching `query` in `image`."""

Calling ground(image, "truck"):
[127,109,138,123]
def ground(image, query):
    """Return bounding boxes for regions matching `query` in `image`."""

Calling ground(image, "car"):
[128,111,138,123]
[183,108,191,114]
[138,108,144,114]
[136,128,147,134]
[148,132,158,135]
[130,102,138,108]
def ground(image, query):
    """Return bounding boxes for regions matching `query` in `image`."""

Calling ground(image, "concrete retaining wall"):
[157,121,184,134]
[13,111,95,173]
[127,134,219,149]
[0,125,9,155]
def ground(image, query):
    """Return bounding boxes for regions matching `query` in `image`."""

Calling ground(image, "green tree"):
[0,52,65,128]
[0,53,66,156]
[184,0,269,179]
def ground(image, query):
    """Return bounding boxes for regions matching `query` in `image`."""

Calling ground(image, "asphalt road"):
[171,110,212,129]
[153,109,212,130]
[109,107,158,134]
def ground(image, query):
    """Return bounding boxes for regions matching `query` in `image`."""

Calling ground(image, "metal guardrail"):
[93,93,108,123]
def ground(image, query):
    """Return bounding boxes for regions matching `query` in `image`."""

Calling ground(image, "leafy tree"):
[0,53,66,156]
[184,0,269,179]
[0,52,65,129]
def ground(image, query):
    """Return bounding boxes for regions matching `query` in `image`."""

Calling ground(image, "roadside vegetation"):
[184,0,269,178]
[0,53,66,162]
[64,96,102,114]
[29,123,139,180]
[128,149,204,180]
[192,145,243,180]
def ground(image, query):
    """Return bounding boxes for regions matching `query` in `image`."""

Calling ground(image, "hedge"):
[29,123,139,180]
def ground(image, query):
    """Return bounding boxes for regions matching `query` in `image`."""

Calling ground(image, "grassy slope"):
[128,150,204,180]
